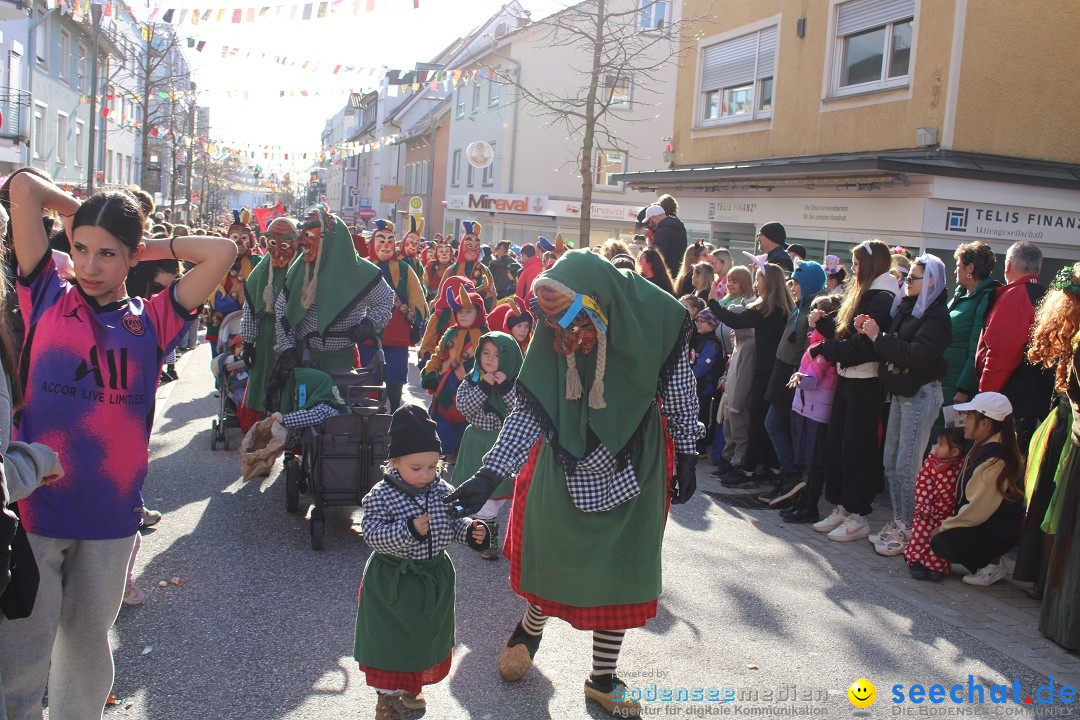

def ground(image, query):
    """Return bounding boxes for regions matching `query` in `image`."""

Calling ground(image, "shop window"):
[699,26,776,126]
[832,0,914,96]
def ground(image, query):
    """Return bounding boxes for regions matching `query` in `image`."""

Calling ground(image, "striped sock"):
[522,604,549,636]
[591,630,625,676]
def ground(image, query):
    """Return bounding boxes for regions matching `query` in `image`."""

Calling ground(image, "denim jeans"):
[765,404,797,475]
[883,381,943,527]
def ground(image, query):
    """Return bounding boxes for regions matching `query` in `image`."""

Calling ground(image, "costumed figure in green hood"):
[354,405,492,719]
[268,206,395,414]
[450,331,523,560]
[445,250,703,717]
[362,218,429,412]
[238,216,298,431]
[437,221,496,310]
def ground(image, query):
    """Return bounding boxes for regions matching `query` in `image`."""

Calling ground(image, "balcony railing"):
[0,90,31,141]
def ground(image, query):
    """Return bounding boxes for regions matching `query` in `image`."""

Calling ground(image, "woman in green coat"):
[933,241,999,441]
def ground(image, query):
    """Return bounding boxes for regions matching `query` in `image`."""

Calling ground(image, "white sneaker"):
[813,507,848,533]
[874,535,907,556]
[962,560,1009,586]
[827,514,870,542]
[868,519,898,545]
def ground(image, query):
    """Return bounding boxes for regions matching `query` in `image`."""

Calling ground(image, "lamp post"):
[85,0,103,194]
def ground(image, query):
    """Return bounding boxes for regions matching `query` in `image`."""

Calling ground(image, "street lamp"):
[85,0,103,195]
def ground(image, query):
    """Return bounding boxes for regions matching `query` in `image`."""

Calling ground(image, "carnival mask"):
[265,220,298,269]
[403,234,419,257]
[373,230,397,262]
[436,243,454,264]
[462,236,481,262]
[299,211,323,264]
[548,313,598,356]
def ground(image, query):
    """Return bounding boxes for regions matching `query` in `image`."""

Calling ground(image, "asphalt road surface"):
[97,341,1057,720]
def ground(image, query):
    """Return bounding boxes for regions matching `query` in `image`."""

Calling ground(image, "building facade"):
[617,0,1080,279]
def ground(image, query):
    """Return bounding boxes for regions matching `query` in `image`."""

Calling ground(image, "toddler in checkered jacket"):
[354,404,490,720]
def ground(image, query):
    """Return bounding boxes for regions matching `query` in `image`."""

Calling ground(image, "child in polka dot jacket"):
[905,428,966,581]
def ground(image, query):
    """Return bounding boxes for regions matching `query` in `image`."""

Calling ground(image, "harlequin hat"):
[404,215,423,238]
[433,275,476,312]
[461,220,482,238]
[372,218,395,234]
[537,236,554,252]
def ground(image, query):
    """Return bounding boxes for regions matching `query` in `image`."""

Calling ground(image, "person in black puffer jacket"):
[640,195,688,276]
[857,254,953,556]
[709,262,793,486]
[808,240,900,542]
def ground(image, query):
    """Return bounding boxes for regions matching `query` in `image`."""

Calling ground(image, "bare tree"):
[483,0,712,241]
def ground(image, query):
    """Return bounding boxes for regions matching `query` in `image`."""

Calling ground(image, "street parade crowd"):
[0,173,1076,719]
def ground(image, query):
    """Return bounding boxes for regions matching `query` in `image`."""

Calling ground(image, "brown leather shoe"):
[584,675,642,715]
[400,691,426,710]
[374,693,405,720]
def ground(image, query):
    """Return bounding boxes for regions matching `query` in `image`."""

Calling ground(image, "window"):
[74,120,84,166]
[455,88,465,118]
[638,0,668,31]
[126,156,133,185]
[595,150,625,189]
[488,76,500,106]
[56,112,68,165]
[699,26,776,124]
[405,163,414,194]
[106,150,113,183]
[34,19,46,69]
[482,144,495,186]
[32,103,45,160]
[471,79,482,113]
[833,0,914,95]
[601,74,633,108]
[466,162,475,186]
[59,30,70,82]
[77,44,87,92]
[451,148,462,185]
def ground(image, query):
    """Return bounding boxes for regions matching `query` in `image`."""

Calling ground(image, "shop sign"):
[924,199,1080,245]
[446,193,547,215]
[552,200,640,221]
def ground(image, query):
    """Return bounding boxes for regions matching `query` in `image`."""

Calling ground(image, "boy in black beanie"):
[353,404,489,720]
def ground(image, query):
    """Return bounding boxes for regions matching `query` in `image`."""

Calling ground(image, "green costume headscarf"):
[518,250,690,468]
[290,368,350,414]
[282,209,382,336]
[469,331,523,418]
[242,253,293,413]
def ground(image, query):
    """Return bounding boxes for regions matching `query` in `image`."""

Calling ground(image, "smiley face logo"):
[847,678,876,709]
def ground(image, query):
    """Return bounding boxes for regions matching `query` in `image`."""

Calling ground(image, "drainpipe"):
[488,49,521,194]
[24,5,56,167]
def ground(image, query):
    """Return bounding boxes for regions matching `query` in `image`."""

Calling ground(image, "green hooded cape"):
[290,368,350,414]
[282,211,382,337]
[517,249,690,465]
[243,254,292,413]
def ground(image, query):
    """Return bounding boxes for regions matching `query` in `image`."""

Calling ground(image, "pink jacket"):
[792,329,838,424]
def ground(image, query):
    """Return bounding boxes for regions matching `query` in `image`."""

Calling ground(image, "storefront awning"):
[614,150,1080,193]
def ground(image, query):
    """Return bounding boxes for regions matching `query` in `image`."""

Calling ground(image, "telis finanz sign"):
[926,200,1080,244]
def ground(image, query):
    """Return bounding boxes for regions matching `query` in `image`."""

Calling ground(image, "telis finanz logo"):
[946,206,969,233]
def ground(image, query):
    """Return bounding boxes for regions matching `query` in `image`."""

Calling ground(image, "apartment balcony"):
[0,90,31,141]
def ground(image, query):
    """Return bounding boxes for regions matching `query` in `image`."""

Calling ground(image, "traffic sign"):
[357,206,377,220]
[408,196,423,213]
[350,187,361,196]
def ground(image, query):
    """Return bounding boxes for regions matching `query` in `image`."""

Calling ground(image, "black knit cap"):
[388,404,442,458]
[759,221,787,246]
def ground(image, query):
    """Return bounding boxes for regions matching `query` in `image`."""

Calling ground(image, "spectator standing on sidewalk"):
[756,222,794,274]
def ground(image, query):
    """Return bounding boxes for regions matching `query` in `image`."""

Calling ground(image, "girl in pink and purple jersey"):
[0,169,235,720]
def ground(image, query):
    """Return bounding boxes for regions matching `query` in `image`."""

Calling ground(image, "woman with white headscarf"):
[858,254,952,557]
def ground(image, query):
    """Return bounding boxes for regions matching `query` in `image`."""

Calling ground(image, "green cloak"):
[290,368,350,414]
[242,254,290,413]
[282,211,382,337]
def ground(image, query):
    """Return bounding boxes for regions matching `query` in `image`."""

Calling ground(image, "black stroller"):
[210,310,245,451]
[283,330,391,550]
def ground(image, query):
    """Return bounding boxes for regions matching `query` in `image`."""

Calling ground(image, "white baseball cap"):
[952,392,1013,421]
[643,204,666,221]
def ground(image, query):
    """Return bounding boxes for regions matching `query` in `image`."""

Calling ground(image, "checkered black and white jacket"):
[361,470,474,561]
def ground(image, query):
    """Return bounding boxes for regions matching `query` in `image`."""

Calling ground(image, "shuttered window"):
[833,0,915,95]
[700,27,777,124]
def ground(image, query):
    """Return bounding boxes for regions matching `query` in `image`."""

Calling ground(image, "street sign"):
[357,206,377,220]
[191,190,201,203]
[350,187,361,196]
[409,196,423,213]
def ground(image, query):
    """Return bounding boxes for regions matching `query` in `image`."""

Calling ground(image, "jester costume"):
[425,234,455,301]
[445,250,703,715]
[420,288,488,457]
[417,275,476,369]
[487,296,533,355]
[212,209,260,315]
[362,219,429,411]
[272,208,395,413]
[399,215,427,291]
[438,221,495,310]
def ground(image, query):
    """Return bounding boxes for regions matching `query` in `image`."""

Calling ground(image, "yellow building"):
[618,0,1080,276]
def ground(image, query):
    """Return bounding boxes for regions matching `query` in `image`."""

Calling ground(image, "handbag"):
[0,506,39,620]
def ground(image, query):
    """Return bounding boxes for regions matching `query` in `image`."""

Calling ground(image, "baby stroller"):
[283,324,392,550]
[209,310,246,451]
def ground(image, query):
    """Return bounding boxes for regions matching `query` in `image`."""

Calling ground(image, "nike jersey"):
[16,254,196,539]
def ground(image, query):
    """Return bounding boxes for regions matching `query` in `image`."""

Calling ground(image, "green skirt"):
[450,425,514,498]
[354,552,456,671]
[515,405,667,608]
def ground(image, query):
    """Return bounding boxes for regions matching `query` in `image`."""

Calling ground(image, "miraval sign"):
[446,193,547,215]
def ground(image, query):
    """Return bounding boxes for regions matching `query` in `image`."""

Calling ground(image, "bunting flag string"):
[146,0,418,26]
